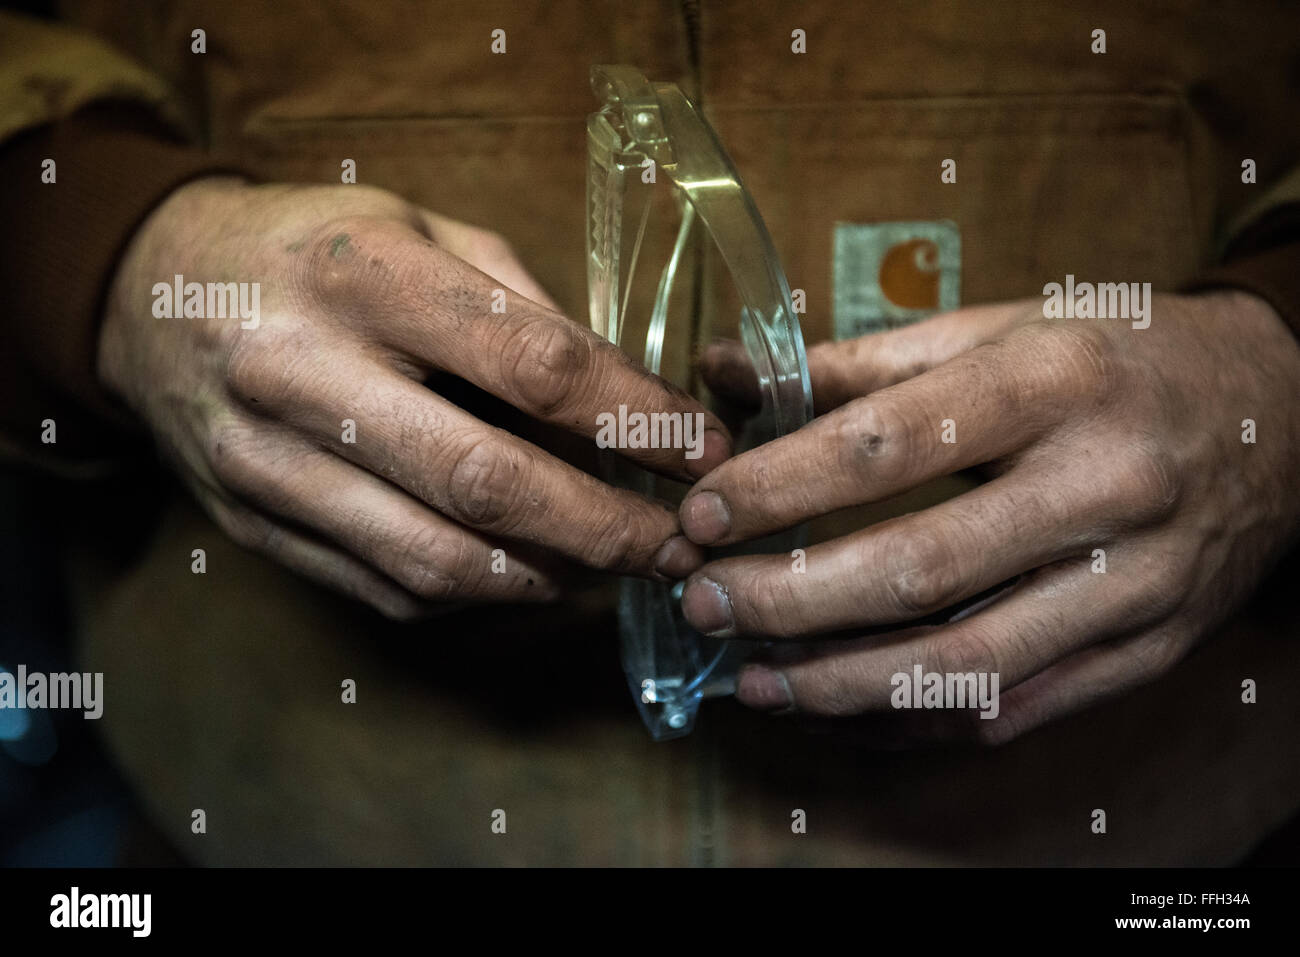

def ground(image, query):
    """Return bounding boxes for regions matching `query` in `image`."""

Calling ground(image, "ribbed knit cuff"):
[0,102,247,463]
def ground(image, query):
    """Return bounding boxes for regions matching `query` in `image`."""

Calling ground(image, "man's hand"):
[99,178,729,618]
[680,292,1300,743]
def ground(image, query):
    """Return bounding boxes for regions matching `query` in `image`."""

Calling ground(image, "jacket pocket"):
[706,93,1200,345]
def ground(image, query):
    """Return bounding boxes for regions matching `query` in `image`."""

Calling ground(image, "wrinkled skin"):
[99,178,729,619]
[681,292,1300,744]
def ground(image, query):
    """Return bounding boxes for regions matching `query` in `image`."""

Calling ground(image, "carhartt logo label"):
[0,665,102,719]
[833,221,961,340]
[890,664,1000,719]
[50,887,151,938]
[152,274,261,329]
[1042,274,1152,329]
[595,405,706,459]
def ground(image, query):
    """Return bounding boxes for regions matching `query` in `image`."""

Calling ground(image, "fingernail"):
[681,575,734,637]
[737,665,793,711]
[681,490,731,544]
[685,428,731,479]
[653,535,703,580]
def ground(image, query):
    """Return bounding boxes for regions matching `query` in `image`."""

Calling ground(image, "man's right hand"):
[98,178,729,618]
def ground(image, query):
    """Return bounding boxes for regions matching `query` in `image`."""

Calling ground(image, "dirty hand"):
[99,178,729,618]
[681,292,1300,743]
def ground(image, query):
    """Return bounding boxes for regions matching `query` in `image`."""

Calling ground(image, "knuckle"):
[225,323,318,410]
[216,507,274,553]
[733,568,805,638]
[205,421,262,492]
[499,314,593,418]
[1125,630,1184,680]
[226,331,281,401]
[926,628,1001,682]
[1038,324,1117,398]
[879,530,964,616]
[302,218,369,301]
[391,527,471,601]
[795,662,864,717]
[1116,442,1182,524]
[583,511,658,572]
[724,447,780,502]
[403,557,465,603]
[1123,564,1186,624]
[444,437,528,531]
[302,216,409,305]
[833,396,916,486]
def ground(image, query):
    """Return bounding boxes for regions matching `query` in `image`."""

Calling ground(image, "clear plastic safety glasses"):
[586,65,813,740]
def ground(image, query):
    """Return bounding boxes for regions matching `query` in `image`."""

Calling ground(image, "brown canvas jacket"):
[2,2,1299,865]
